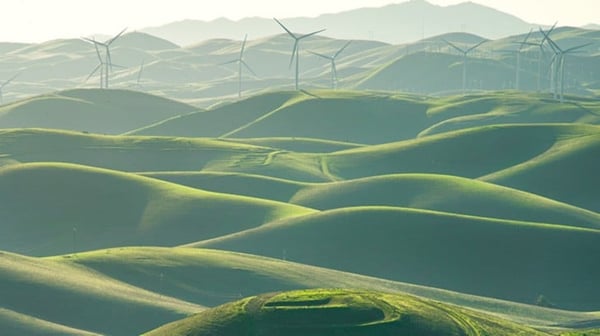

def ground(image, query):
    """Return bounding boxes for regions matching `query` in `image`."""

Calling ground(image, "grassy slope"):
[144,289,549,336]
[0,162,314,256]
[420,93,600,137]
[0,89,198,134]
[54,246,599,328]
[0,250,201,336]
[132,90,432,145]
[482,132,600,212]
[289,173,600,229]
[139,171,307,202]
[194,207,600,311]
[222,137,364,153]
[0,308,100,336]
[326,124,600,180]
[0,128,273,172]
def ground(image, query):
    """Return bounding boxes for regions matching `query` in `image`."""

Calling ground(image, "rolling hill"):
[0,162,314,255]
[0,250,201,335]
[0,89,198,134]
[144,289,549,336]
[289,173,600,229]
[194,206,600,310]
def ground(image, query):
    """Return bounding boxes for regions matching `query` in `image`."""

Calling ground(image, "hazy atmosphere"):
[1,1,599,335]
[1,0,598,42]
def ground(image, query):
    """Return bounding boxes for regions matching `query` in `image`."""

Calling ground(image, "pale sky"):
[0,0,598,43]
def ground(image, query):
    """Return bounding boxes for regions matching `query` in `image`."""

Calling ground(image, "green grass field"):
[0,162,314,255]
[144,288,550,335]
[194,206,600,311]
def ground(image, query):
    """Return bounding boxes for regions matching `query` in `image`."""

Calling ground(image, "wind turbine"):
[309,40,352,90]
[512,29,533,90]
[135,60,145,90]
[221,34,257,98]
[274,18,325,90]
[85,40,106,88]
[0,73,18,104]
[523,23,557,92]
[83,28,127,89]
[540,29,591,103]
[443,39,486,95]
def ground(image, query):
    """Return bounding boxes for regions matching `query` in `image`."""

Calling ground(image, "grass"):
[194,206,600,311]
[0,308,100,336]
[0,162,315,256]
[144,288,550,335]
[49,246,600,329]
[482,132,600,212]
[289,173,600,229]
[0,89,198,134]
[0,250,201,335]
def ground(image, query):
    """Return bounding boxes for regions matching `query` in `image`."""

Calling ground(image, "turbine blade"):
[308,50,331,60]
[519,28,534,51]
[467,40,486,53]
[108,27,127,45]
[289,41,298,69]
[241,60,257,77]
[565,43,592,53]
[219,59,239,66]
[273,18,296,39]
[93,43,103,62]
[240,34,248,57]
[443,39,465,54]
[299,28,326,40]
[85,64,102,82]
[334,40,352,58]
[3,73,19,86]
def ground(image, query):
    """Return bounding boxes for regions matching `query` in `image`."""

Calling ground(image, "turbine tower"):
[443,39,486,95]
[135,60,145,90]
[309,41,352,90]
[274,18,325,90]
[540,29,591,103]
[85,40,106,88]
[513,29,533,90]
[524,23,557,92]
[221,34,257,98]
[0,73,18,104]
[83,28,127,89]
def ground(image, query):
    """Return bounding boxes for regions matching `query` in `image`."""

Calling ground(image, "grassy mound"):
[195,207,600,310]
[0,89,198,134]
[131,90,432,144]
[55,247,597,328]
[144,289,549,336]
[290,173,600,229]
[0,128,272,172]
[0,162,314,256]
[140,171,306,203]
[326,124,600,180]
[420,93,600,137]
[0,308,100,336]
[482,132,600,212]
[0,250,201,336]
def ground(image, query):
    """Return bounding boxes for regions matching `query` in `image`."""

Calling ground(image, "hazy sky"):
[0,0,597,42]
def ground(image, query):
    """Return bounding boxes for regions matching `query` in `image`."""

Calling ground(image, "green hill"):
[0,308,100,336]
[140,171,306,202]
[0,89,198,134]
[326,123,600,180]
[131,90,432,144]
[144,289,549,336]
[482,132,600,212]
[289,173,600,229]
[55,246,598,328]
[0,250,201,335]
[0,128,273,172]
[0,162,314,255]
[194,207,600,310]
[420,93,600,137]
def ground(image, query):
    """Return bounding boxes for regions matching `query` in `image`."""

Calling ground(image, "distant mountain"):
[584,23,600,30]
[142,0,534,46]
